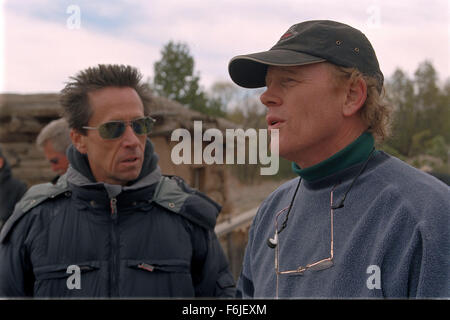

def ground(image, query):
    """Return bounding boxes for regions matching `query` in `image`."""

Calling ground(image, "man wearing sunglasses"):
[0,64,235,298]
[228,20,449,298]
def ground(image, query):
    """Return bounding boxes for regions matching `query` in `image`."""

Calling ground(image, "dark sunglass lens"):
[100,122,125,139]
[132,119,146,135]
[132,118,154,135]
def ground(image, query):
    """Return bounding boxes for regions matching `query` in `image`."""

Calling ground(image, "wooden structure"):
[0,93,237,216]
[0,92,255,279]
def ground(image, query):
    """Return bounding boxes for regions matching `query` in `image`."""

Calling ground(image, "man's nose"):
[260,86,282,107]
[121,124,141,146]
[51,163,59,172]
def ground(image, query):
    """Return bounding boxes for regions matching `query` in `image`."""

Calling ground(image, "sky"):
[0,0,449,94]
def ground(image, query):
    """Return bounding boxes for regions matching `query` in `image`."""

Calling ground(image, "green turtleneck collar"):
[292,132,375,181]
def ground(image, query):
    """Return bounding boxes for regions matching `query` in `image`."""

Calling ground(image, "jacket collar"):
[292,131,375,182]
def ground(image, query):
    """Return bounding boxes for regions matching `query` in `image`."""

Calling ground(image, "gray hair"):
[36,118,72,153]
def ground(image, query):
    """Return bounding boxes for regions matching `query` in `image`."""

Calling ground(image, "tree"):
[152,41,208,111]
[385,69,416,155]
[440,81,450,142]
[208,81,240,112]
[413,61,442,137]
[414,61,439,111]
[383,60,450,173]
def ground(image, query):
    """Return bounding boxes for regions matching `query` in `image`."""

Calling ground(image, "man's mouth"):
[121,157,139,163]
[267,116,285,129]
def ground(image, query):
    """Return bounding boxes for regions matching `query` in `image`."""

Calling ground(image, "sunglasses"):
[82,116,156,140]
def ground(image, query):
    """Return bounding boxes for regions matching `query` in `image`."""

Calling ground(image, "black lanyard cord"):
[278,177,302,234]
[274,147,376,236]
[331,147,376,209]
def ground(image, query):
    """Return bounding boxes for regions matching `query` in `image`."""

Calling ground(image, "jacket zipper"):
[109,197,119,297]
[110,198,117,218]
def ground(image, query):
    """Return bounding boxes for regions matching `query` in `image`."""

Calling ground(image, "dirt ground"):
[227,175,290,215]
[219,175,290,279]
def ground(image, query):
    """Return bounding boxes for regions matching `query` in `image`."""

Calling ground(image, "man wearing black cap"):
[229,20,449,298]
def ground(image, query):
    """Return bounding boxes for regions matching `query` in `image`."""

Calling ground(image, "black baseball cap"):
[228,20,384,92]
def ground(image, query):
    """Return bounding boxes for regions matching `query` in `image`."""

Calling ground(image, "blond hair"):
[330,64,392,143]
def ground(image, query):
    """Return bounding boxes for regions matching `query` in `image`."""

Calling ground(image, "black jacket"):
[0,143,235,298]
[0,152,27,230]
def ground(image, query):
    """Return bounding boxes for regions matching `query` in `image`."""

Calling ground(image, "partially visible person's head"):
[36,118,71,175]
[228,20,392,167]
[60,64,154,185]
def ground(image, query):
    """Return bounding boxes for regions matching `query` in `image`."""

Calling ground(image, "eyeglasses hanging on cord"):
[267,147,376,249]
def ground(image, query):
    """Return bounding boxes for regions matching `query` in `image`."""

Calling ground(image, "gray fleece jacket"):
[237,151,450,298]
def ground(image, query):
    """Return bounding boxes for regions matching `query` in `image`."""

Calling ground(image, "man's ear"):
[343,77,367,117]
[70,129,88,154]
[0,157,4,169]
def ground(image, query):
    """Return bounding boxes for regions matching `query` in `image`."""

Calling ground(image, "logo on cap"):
[278,25,298,43]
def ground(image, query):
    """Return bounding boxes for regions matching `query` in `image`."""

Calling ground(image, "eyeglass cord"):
[275,147,376,236]
[331,147,376,209]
